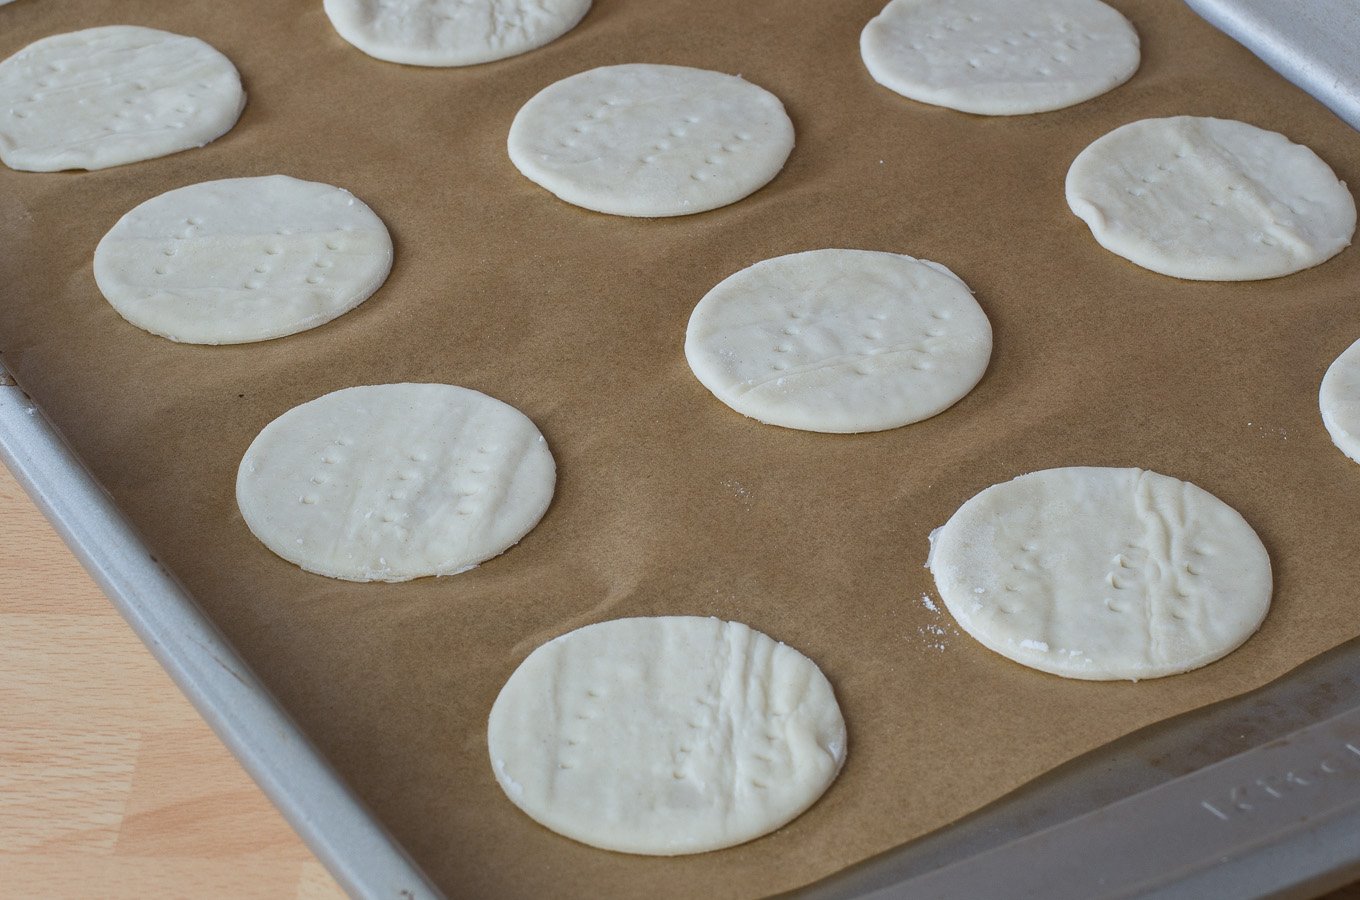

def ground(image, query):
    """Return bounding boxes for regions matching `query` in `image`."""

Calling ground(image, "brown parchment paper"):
[3,0,1360,896]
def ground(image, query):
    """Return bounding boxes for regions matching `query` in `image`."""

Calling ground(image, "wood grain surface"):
[0,462,345,899]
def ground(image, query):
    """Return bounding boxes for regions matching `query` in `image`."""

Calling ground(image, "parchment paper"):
[3,1,1359,896]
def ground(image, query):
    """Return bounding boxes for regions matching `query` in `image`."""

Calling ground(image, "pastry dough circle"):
[508,64,794,217]
[95,175,393,345]
[1066,116,1356,281]
[930,467,1271,680]
[860,0,1139,116]
[0,26,244,172]
[487,616,846,855]
[323,0,591,67]
[1321,337,1360,465]
[236,384,555,582]
[685,249,991,433]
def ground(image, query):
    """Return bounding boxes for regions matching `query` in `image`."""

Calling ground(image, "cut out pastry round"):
[0,26,244,172]
[860,0,1139,115]
[1321,337,1360,465]
[1067,116,1356,280]
[236,384,555,582]
[94,175,393,345]
[929,467,1272,680]
[685,249,991,433]
[508,64,794,217]
[487,616,846,855]
[323,0,591,67]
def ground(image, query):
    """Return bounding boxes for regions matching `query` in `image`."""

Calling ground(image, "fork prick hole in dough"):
[930,466,1272,680]
[1065,116,1356,280]
[507,64,794,218]
[322,0,591,67]
[487,617,846,855]
[686,249,991,433]
[235,384,555,582]
[859,0,1140,116]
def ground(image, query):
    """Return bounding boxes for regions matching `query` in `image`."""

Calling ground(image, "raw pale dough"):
[323,0,591,67]
[94,176,393,345]
[236,384,555,582]
[1067,116,1356,280]
[860,0,1139,115]
[685,249,992,433]
[0,26,244,172]
[1321,337,1360,465]
[929,467,1272,680]
[487,616,846,855]
[507,64,794,217]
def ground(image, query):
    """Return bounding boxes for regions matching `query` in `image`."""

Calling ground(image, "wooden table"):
[0,462,344,898]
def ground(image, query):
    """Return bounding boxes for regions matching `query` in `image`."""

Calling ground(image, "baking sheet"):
[1186,0,1360,132]
[2,1,1359,897]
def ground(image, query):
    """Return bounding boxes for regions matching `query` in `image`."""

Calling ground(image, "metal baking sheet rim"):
[1185,0,1360,132]
[0,377,444,900]
[5,1,1360,895]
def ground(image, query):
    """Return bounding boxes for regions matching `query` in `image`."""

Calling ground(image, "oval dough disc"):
[94,176,393,345]
[930,467,1272,680]
[1067,116,1356,281]
[860,0,1139,115]
[685,249,992,433]
[507,64,794,217]
[323,0,591,67]
[487,616,846,855]
[0,26,244,172]
[1321,337,1360,465]
[236,384,555,582]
